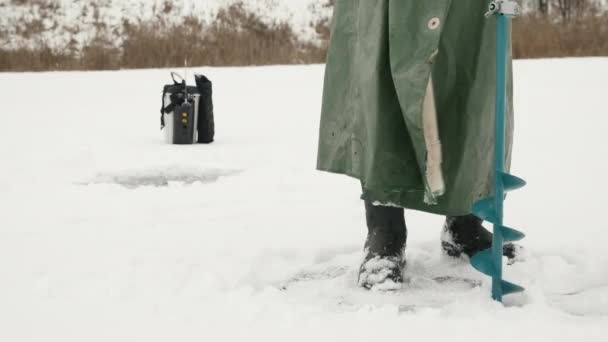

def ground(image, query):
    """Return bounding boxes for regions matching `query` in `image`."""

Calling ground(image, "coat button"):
[427,17,441,30]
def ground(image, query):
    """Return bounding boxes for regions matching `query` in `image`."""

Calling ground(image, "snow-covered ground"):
[1,59,608,341]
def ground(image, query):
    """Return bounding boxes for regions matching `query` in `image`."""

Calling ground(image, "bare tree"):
[553,0,596,21]
[538,0,550,15]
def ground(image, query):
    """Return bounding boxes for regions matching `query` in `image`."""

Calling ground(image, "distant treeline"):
[0,0,606,72]
[0,2,329,72]
[514,0,608,58]
[513,13,608,58]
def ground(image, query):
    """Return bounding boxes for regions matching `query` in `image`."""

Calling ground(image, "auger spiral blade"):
[471,249,495,275]
[472,198,497,223]
[471,250,525,296]
[501,225,525,242]
[472,173,526,224]
[501,280,525,295]
[470,226,525,273]
[500,172,526,192]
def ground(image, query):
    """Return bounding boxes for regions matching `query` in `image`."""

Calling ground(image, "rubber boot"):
[441,215,520,260]
[358,201,407,290]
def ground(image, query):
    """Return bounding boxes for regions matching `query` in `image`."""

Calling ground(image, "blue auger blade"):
[500,225,526,242]
[470,249,494,275]
[502,280,525,295]
[500,172,527,192]
[471,249,525,296]
[472,198,497,223]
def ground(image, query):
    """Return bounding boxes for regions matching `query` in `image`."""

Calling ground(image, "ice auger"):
[470,0,527,302]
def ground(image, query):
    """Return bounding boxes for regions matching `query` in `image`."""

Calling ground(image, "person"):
[317,1,519,289]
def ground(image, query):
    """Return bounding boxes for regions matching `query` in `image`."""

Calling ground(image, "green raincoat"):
[317,0,514,216]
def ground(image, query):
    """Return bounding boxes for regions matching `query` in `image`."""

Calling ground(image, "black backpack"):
[160,72,215,144]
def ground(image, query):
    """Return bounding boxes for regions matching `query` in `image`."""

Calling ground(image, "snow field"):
[1,59,608,341]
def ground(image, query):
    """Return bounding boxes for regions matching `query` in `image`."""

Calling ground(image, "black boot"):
[358,201,407,290]
[441,215,519,259]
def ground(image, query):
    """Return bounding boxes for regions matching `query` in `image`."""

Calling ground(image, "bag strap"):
[160,73,186,129]
[170,72,184,85]
[160,86,169,129]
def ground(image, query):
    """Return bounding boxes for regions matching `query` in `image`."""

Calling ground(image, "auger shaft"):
[491,13,508,302]
[471,1,526,303]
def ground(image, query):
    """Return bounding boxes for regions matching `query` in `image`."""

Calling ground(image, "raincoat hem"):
[317,166,473,216]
